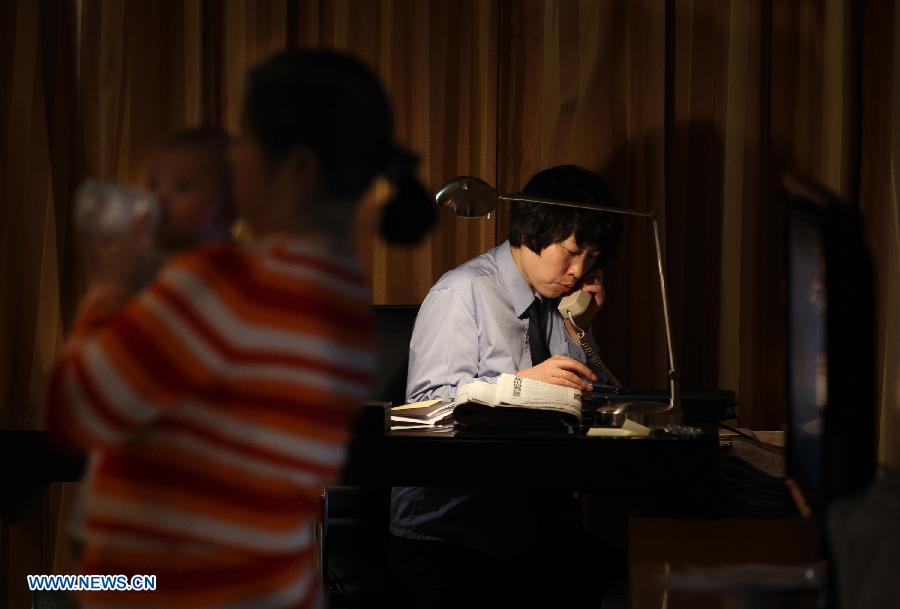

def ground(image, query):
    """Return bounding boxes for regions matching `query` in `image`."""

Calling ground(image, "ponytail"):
[378,144,437,245]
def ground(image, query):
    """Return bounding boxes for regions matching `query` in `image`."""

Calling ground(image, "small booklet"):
[453,374,584,432]
[389,399,455,431]
[587,419,651,437]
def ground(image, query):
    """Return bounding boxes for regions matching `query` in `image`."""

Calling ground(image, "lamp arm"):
[651,214,680,410]
[499,191,680,411]
[497,195,654,218]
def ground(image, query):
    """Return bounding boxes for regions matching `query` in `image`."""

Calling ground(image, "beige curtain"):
[861,0,900,469]
[0,0,71,429]
[4,1,900,602]
[665,0,857,428]
[1,3,78,606]
[881,0,900,469]
[2,0,888,438]
[2,0,895,453]
[1,0,892,446]
[493,0,862,429]
[288,0,500,303]
[79,0,210,185]
[497,0,670,391]
[2,0,225,408]
[72,0,872,428]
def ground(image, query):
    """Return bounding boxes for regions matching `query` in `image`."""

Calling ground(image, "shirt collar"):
[497,241,539,318]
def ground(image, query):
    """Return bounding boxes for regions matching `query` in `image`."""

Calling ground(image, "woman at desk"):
[390,165,622,607]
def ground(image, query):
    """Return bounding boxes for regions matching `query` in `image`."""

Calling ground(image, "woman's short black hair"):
[242,49,434,244]
[509,165,622,268]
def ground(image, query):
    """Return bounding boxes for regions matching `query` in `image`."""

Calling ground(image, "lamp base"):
[592,389,737,423]
[589,401,683,428]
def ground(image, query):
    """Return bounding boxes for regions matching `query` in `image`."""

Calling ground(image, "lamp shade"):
[434,176,498,217]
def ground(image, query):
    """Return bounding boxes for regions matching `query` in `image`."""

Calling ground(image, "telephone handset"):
[558,289,624,390]
[558,290,593,318]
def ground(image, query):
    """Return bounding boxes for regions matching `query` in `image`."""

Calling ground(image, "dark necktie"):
[527,297,551,366]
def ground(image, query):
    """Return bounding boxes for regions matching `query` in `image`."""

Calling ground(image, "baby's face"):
[147,148,225,251]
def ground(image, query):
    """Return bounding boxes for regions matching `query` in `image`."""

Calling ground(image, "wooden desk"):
[1,430,85,481]
[1,430,84,519]
[341,422,720,501]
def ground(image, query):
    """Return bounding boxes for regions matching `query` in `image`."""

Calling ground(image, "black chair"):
[321,305,418,607]
[321,485,391,607]
[370,305,420,405]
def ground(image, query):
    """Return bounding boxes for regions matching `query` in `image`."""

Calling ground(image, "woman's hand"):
[516,355,597,392]
[570,268,606,329]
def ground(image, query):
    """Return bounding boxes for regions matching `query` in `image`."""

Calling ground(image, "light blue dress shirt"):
[390,241,601,556]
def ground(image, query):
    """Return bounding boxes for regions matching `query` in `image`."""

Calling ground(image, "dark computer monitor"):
[784,174,876,526]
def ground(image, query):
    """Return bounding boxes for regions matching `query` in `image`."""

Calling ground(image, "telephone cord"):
[566,311,625,391]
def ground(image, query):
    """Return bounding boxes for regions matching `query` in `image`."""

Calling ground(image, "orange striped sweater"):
[46,237,374,609]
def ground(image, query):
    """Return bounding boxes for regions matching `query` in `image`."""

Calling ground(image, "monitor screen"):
[784,175,875,524]
[786,203,828,513]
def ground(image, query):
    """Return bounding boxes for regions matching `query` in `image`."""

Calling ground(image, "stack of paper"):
[455,374,582,420]
[390,399,455,431]
[453,374,583,432]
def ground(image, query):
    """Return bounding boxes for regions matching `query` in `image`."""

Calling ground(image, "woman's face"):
[516,235,600,298]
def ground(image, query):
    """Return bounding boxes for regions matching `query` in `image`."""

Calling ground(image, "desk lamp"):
[434,176,680,417]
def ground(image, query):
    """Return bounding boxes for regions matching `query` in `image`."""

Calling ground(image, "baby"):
[146,127,235,254]
[62,128,236,572]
